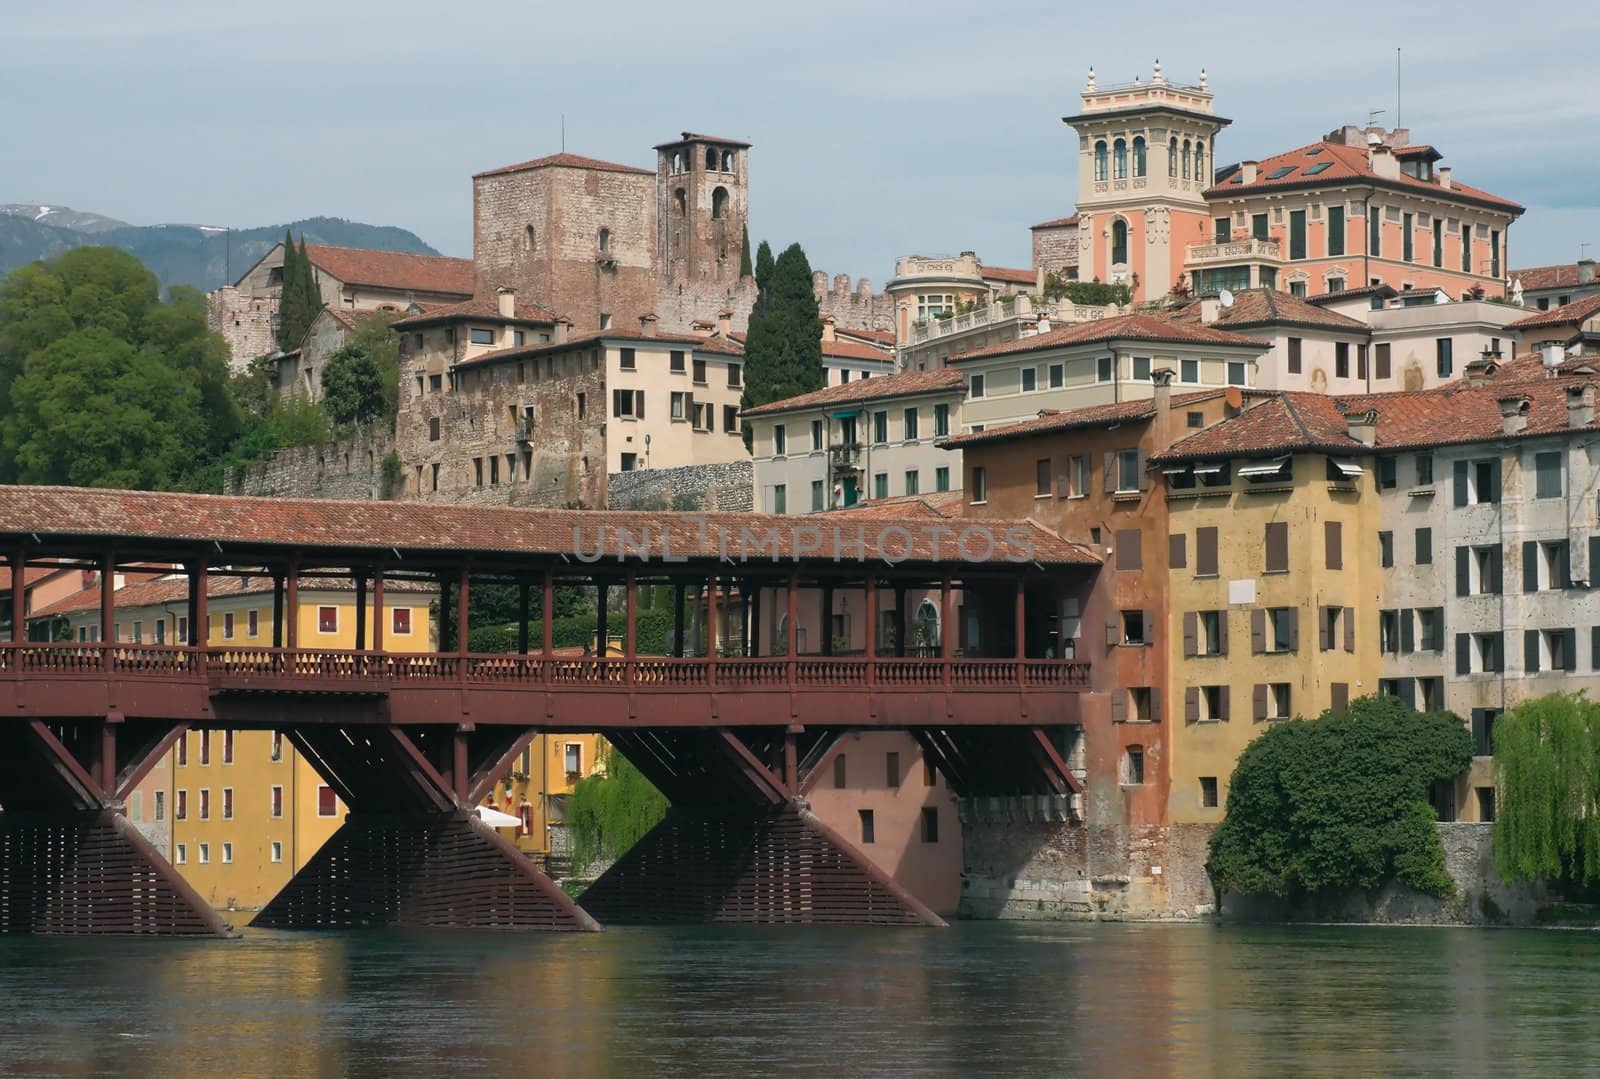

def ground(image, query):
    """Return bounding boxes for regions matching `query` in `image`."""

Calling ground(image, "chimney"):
[821,315,837,343]
[553,316,571,345]
[1369,144,1400,179]
[1499,395,1531,435]
[1150,367,1175,449]
[1568,384,1595,428]
[1580,259,1596,285]
[1438,166,1452,190]
[496,286,515,319]
[717,308,733,338]
[1199,296,1220,324]
[1035,316,1051,334]
[1344,408,1378,447]
[1240,161,1258,183]
[638,312,658,338]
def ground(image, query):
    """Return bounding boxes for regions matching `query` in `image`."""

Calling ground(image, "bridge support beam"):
[255,725,597,932]
[0,719,228,937]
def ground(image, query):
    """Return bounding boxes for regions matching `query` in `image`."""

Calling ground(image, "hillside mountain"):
[0,206,442,292]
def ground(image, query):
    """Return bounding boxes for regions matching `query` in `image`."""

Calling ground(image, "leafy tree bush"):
[1041,272,1132,307]
[565,746,669,871]
[321,343,386,428]
[1208,695,1472,898]
[1493,693,1600,885]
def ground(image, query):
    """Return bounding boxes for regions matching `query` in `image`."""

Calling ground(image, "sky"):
[6,0,1599,281]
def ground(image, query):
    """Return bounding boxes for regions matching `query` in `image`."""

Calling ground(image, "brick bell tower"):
[1064,61,1229,303]
[655,132,752,293]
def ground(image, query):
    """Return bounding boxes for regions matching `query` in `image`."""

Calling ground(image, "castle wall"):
[606,460,754,512]
[812,272,896,334]
[208,286,279,371]
[1032,225,1080,278]
[227,429,395,501]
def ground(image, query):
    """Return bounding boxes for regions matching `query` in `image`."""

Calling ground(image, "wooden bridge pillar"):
[0,717,226,936]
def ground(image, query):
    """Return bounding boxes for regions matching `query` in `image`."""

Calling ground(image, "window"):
[873,472,888,500]
[1289,210,1306,260]
[1200,777,1219,808]
[223,611,235,640]
[468,327,494,346]
[1122,747,1145,786]
[725,405,739,433]
[1535,451,1563,499]
[1528,628,1579,673]
[1121,610,1149,646]
[971,467,987,503]
[1457,544,1504,595]
[1265,683,1292,722]
[428,417,441,442]
[1048,362,1064,389]
[1115,449,1140,493]
[1169,137,1179,177]
[932,402,951,437]
[222,788,233,820]
[1111,219,1129,265]
[811,480,825,512]
[770,484,787,514]
[318,606,338,634]
[1327,204,1345,256]
[1226,361,1246,386]
[1196,526,1219,577]
[872,411,888,444]
[245,610,259,639]
[317,785,336,817]
[154,791,164,821]
[1327,276,1346,293]
[859,809,876,844]
[1415,528,1433,565]
[903,408,919,441]
[935,466,950,492]
[1112,138,1127,180]
[199,731,210,766]
[611,388,644,418]
[969,373,986,398]
[1021,366,1037,393]
[176,790,187,820]
[772,424,786,456]
[1434,337,1455,379]
[1524,539,1571,592]
[271,841,283,864]
[176,844,187,865]
[1455,458,1500,505]
[1035,458,1052,497]
[198,843,210,865]
[1375,343,1392,381]
[1369,205,1382,257]
[1181,358,1198,383]
[1287,338,1302,375]
[1418,607,1445,652]
[693,358,707,384]
[576,393,586,419]
[1267,607,1296,653]
[271,785,283,818]
[199,788,210,820]
[271,732,283,761]
[617,347,636,372]
[921,807,940,843]
[1376,457,1398,490]
[1264,521,1289,573]
[1490,229,1501,279]
[1379,531,1394,567]
[1094,140,1108,182]
[1096,356,1113,383]
[1064,454,1089,498]
[1190,610,1226,656]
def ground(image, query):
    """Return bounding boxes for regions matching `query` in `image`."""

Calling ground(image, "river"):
[0,922,1595,1076]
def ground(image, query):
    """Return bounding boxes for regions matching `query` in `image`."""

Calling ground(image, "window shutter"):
[1591,537,1600,589]
[1104,453,1116,493]
[1525,629,1541,674]
[1592,626,1600,668]
[1111,691,1127,723]
[1416,527,1432,565]
[1288,608,1300,652]
[1456,633,1470,675]
[1344,606,1356,652]
[1185,687,1199,723]
[1488,460,1501,503]
[1137,447,1149,491]
[1057,458,1072,497]
[1564,628,1578,672]
[1491,633,1505,673]
[1183,612,1198,657]
[1251,609,1266,654]
[1253,683,1268,721]
[1331,683,1349,713]
[1143,609,1155,646]
[1318,606,1332,651]
[1398,678,1416,710]
[1455,547,1469,596]
[1453,460,1468,506]
[1197,528,1218,576]
[1325,521,1343,570]
[1523,540,1538,593]
[1218,612,1229,655]
[1400,610,1415,654]
[635,390,645,419]
[1169,534,1187,569]
[1560,543,1572,589]
[1105,618,1120,649]
[1265,522,1288,573]
[1149,687,1162,722]
[1219,686,1231,721]
[1490,547,1504,593]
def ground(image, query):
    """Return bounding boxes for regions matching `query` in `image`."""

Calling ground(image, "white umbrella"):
[475,805,522,829]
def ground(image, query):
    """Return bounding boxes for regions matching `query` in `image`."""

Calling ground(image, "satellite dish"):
[1218,289,1235,308]
[1433,290,1449,305]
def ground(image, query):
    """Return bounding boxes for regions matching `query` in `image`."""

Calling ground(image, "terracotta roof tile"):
[1170,289,1369,333]
[1511,264,1599,292]
[653,132,753,149]
[742,369,965,417]
[1207,140,1523,214]
[0,488,1097,567]
[942,389,1231,448]
[836,327,896,346]
[30,573,435,620]
[456,330,742,370]
[826,491,966,520]
[1508,293,1600,331]
[472,152,655,179]
[822,337,895,364]
[982,266,1037,285]
[1030,214,1079,231]
[304,245,475,297]
[1307,284,1398,306]
[1154,392,1357,462]
[951,313,1270,363]
[392,296,558,329]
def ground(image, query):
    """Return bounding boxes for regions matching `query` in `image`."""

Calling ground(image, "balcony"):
[1185,238,1282,267]
[829,442,863,471]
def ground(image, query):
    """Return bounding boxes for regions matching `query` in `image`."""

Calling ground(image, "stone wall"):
[208,285,278,372]
[1031,223,1080,279]
[607,460,754,512]
[229,429,395,501]
[812,272,896,333]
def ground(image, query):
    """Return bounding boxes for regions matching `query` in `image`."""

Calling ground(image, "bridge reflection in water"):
[0,486,1097,936]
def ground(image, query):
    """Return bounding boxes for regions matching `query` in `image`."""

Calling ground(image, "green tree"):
[1493,693,1600,886]
[275,233,322,351]
[1207,695,1472,899]
[0,248,236,489]
[739,224,754,278]
[740,242,822,445]
[320,344,386,428]
[344,310,402,420]
[564,746,669,871]
[753,240,775,305]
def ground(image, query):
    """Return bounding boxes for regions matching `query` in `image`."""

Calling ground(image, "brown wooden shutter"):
[1169,534,1187,568]
[1288,607,1300,652]
[1149,687,1162,722]
[1376,342,1392,380]
[1218,686,1231,721]
[1185,686,1199,722]
[1111,691,1126,723]
[1104,453,1116,493]
[1137,447,1150,491]
[1057,457,1072,497]
[1318,606,1332,651]
[1344,606,1356,652]
[1197,527,1218,576]
[1106,618,1121,649]
[1253,683,1268,721]
[1183,612,1198,657]
[1217,611,1230,655]
[1330,682,1349,713]
[1251,609,1266,654]
[1265,522,1288,572]
[1325,521,1343,570]
[1115,529,1143,571]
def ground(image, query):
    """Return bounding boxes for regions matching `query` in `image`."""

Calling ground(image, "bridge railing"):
[0,643,1089,692]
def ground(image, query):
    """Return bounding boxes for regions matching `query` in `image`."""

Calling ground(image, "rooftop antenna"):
[561,114,566,152]
[1396,47,1402,129]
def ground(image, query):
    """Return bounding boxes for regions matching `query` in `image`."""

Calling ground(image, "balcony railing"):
[0,643,1091,693]
[1185,238,1283,265]
[829,442,863,471]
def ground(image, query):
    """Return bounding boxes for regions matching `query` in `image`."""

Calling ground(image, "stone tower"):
[1064,62,1229,303]
[655,132,751,294]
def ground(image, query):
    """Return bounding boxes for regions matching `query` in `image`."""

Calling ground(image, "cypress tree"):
[296,237,322,326]
[739,225,754,279]
[740,242,823,446]
[274,233,322,351]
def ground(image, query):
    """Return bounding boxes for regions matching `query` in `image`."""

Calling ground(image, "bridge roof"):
[0,487,1098,570]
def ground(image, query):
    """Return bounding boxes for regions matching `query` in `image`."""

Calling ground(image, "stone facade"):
[1031,219,1081,278]
[812,272,896,335]
[208,285,279,370]
[228,429,395,501]
[607,460,754,512]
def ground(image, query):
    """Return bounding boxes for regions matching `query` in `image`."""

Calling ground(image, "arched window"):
[597,228,610,252]
[1182,139,1192,180]
[674,188,687,216]
[1112,219,1129,265]
[1168,137,1178,177]
[1094,140,1108,182]
[1194,141,1206,183]
[722,150,734,172]
[523,225,535,252]
[711,187,729,220]
[914,599,941,650]
[705,147,717,171]
[1112,138,1128,180]
[672,152,683,175]
[1132,136,1147,178]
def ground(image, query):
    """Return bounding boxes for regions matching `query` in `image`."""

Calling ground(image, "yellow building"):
[1156,394,1380,823]
[33,573,436,912]
[488,726,607,872]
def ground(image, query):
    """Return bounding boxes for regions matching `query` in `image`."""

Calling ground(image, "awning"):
[476,805,522,829]
[1329,458,1364,477]
[1193,463,1226,476]
[1238,456,1290,478]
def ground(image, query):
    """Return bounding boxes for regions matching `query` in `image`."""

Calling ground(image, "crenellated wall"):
[812,271,896,333]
